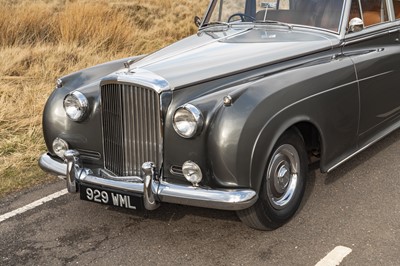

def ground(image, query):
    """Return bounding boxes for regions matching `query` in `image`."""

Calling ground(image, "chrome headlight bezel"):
[173,104,204,138]
[63,91,89,122]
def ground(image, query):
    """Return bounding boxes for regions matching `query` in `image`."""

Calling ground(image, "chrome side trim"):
[327,119,400,172]
[38,153,258,211]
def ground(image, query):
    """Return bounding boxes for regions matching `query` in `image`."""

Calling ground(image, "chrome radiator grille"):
[101,83,162,177]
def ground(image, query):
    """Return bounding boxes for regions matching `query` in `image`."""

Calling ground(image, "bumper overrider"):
[39,151,258,211]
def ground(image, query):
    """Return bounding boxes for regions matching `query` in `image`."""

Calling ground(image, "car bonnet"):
[131,26,338,89]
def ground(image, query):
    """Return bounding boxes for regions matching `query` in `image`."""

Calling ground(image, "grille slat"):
[101,83,162,177]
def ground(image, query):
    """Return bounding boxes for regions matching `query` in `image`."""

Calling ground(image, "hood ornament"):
[124,59,135,69]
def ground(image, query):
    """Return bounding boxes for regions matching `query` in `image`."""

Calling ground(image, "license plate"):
[80,184,143,210]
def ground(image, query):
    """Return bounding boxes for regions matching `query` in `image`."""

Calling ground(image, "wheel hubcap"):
[276,163,290,192]
[266,144,300,210]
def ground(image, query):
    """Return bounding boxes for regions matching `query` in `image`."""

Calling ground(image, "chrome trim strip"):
[38,153,258,211]
[344,29,392,45]
[101,68,170,94]
[327,142,376,173]
[337,0,347,38]
[377,106,400,119]
[386,0,395,22]
[170,165,183,176]
[327,119,400,172]
[339,0,352,39]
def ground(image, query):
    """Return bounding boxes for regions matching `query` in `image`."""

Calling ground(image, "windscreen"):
[206,0,345,32]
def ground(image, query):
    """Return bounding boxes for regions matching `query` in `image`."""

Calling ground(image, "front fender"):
[208,54,359,193]
[59,55,145,90]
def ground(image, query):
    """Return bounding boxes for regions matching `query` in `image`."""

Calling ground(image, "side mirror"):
[348,17,364,33]
[194,16,202,27]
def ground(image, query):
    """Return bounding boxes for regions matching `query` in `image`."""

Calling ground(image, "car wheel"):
[237,129,308,230]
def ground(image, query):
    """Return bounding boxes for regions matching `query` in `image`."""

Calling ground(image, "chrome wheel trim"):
[266,144,300,210]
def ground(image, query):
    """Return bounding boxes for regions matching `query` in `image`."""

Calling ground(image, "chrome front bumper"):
[39,151,258,211]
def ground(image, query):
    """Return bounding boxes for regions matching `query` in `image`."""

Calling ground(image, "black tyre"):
[237,129,308,230]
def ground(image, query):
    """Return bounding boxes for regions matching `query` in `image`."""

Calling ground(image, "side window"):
[361,0,388,26]
[209,0,247,22]
[393,0,400,19]
[349,0,362,21]
[255,0,288,21]
[278,0,290,10]
[254,0,290,13]
[349,0,389,31]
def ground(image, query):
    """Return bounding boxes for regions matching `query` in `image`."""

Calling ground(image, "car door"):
[342,0,400,147]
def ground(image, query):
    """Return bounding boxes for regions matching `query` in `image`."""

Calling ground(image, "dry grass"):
[0,0,209,197]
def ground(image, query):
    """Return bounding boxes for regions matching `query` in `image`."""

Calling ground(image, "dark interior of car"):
[254,0,344,31]
[253,0,400,30]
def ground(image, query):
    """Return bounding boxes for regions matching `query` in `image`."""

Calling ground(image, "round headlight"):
[173,104,203,138]
[52,138,69,159]
[63,91,88,121]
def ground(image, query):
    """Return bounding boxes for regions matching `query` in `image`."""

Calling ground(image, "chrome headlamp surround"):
[63,91,89,122]
[173,104,204,138]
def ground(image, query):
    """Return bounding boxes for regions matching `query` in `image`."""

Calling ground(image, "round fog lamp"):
[182,161,203,186]
[52,138,69,159]
[63,91,89,121]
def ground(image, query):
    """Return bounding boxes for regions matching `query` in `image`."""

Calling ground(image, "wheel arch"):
[250,117,324,193]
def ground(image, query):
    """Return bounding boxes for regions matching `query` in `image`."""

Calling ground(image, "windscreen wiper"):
[201,22,231,30]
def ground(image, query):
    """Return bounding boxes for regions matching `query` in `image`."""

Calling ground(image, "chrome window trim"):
[335,0,348,36]
[386,0,395,21]
[200,0,218,29]
[344,22,398,44]
[339,0,352,39]
[202,0,346,35]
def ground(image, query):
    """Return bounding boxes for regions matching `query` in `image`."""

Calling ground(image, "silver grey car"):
[39,0,400,230]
